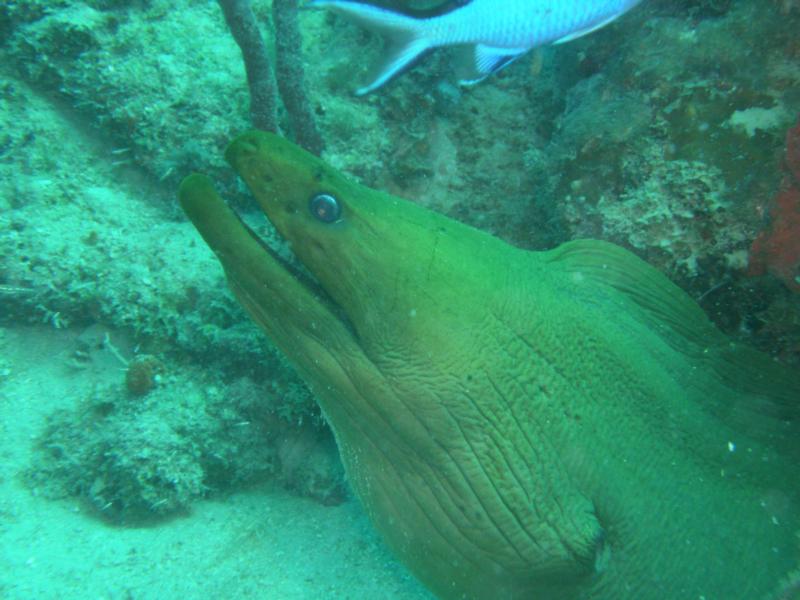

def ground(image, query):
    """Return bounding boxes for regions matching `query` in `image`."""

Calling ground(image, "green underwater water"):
[0,0,799,599]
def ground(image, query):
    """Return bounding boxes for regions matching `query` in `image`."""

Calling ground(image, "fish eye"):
[308,193,341,223]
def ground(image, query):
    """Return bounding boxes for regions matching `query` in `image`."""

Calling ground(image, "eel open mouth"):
[178,173,357,343]
[244,211,356,332]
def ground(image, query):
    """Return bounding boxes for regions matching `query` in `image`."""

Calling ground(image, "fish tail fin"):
[307,0,433,95]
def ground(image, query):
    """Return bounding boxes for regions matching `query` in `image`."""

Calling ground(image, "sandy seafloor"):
[0,326,431,599]
[0,3,442,593]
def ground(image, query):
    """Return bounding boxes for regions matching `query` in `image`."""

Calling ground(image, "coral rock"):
[748,118,800,293]
[786,119,800,182]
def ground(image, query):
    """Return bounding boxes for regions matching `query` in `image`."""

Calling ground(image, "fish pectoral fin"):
[456,44,529,86]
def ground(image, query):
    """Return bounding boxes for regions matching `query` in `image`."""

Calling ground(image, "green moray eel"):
[179,131,800,600]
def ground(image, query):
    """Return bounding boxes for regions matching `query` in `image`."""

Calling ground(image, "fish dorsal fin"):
[546,239,800,453]
[456,44,529,86]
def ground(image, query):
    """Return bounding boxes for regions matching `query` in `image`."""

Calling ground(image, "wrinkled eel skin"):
[179,131,800,600]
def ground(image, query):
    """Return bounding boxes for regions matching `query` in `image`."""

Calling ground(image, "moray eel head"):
[179,131,800,600]
[221,130,507,357]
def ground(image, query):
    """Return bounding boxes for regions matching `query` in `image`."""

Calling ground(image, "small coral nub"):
[125,355,164,396]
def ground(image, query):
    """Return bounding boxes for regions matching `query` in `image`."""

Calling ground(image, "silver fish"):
[307,0,644,95]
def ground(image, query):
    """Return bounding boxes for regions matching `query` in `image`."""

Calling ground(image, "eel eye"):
[309,193,341,223]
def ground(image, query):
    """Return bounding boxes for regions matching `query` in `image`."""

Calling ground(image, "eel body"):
[179,131,800,600]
